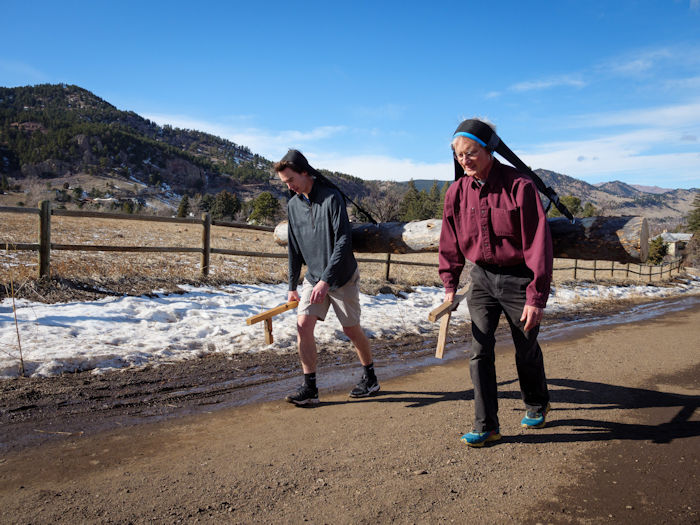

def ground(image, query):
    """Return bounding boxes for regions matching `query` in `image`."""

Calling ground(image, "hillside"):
[408,171,696,223]
[1,84,696,225]
[534,169,697,221]
[0,84,375,215]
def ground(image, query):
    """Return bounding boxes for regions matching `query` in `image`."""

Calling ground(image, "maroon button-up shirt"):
[438,159,553,308]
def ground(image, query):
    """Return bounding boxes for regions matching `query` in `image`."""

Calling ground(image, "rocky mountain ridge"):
[1,84,696,222]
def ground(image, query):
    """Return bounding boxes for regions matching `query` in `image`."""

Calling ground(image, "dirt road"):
[1,302,698,524]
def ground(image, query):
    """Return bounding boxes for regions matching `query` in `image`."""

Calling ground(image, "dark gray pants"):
[466,264,550,432]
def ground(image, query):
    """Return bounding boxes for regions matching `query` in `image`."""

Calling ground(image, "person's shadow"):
[331,371,699,445]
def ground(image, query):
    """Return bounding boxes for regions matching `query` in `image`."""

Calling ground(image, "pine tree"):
[427,181,441,218]
[581,202,597,218]
[687,192,700,232]
[399,180,431,221]
[199,193,214,212]
[177,195,190,218]
[438,181,450,218]
[210,190,240,220]
[248,192,280,225]
[548,195,582,218]
[648,236,668,264]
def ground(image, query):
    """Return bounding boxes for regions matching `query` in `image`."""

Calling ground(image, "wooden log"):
[274,215,649,263]
[548,216,648,263]
[274,219,442,254]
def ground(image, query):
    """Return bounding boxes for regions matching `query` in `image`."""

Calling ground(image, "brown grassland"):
[0,210,677,302]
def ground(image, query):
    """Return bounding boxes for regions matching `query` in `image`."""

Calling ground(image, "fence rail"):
[1,202,685,282]
[1,202,429,279]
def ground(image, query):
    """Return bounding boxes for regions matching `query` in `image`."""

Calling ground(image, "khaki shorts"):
[298,270,362,327]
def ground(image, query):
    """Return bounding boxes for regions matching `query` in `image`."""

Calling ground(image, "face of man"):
[452,136,493,181]
[277,167,313,196]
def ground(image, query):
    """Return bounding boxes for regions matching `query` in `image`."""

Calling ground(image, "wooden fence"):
[0,201,435,279]
[1,202,685,282]
[553,256,684,282]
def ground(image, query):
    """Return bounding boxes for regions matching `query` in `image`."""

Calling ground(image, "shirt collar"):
[469,158,503,191]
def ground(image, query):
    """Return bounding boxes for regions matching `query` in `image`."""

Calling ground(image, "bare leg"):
[297,314,318,374]
[342,324,372,366]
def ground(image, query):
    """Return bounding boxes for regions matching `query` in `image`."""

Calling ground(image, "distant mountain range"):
[1,84,696,222]
[409,170,696,221]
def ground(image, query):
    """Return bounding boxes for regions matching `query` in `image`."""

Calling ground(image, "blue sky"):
[2,1,700,189]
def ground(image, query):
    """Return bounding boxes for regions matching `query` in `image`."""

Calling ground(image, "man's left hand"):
[310,280,330,304]
[520,305,543,332]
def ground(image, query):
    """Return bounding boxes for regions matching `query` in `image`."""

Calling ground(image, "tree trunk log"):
[274,216,649,263]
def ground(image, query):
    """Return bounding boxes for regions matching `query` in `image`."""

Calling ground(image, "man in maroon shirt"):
[439,118,553,447]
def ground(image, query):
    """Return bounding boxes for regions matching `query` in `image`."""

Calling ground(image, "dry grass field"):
[0,209,679,297]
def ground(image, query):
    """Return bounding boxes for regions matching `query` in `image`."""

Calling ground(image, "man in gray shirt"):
[274,149,380,405]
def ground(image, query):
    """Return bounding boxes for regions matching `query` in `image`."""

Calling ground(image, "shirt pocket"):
[490,207,520,238]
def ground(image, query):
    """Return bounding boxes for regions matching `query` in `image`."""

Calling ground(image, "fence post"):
[626,263,630,279]
[648,264,652,282]
[573,259,578,280]
[38,200,51,278]
[384,253,392,281]
[611,261,614,277]
[593,259,597,281]
[201,212,211,277]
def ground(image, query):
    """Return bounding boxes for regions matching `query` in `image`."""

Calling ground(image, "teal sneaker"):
[460,429,501,448]
[521,403,551,428]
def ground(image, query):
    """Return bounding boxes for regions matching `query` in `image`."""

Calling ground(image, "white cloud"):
[600,46,700,77]
[517,128,700,186]
[142,108,699,188]
[509,76,586,92]
[144,112,346,160]
[312,154,452,182]
[569,100,700,129]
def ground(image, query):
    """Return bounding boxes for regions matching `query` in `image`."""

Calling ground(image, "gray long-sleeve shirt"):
[287,181,357,291]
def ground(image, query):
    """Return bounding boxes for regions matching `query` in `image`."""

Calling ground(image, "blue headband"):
[453,131,487,148]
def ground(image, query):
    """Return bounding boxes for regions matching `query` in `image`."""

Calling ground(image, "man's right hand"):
[288,290,300,302]
[445,291,455,303]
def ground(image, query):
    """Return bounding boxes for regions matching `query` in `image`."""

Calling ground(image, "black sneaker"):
[349,374,380,398]
[285,384,319,406]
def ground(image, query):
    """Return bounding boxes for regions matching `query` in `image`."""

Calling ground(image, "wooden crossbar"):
[428,285,469,358]
[246,301,299,325]
[246,300,298,345]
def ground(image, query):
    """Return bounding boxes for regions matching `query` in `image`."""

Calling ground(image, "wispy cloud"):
[510,76,586,92]
[311,154,451,181]
[518,126,700,185]
[568,100,700,129]
[143,103,700,187]
[0,60,47,84]
[144,112,346,160]
[603,48,674,76]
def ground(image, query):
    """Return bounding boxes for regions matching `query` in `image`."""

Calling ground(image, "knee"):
[342,324,361,338]
[297,317,316,338]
